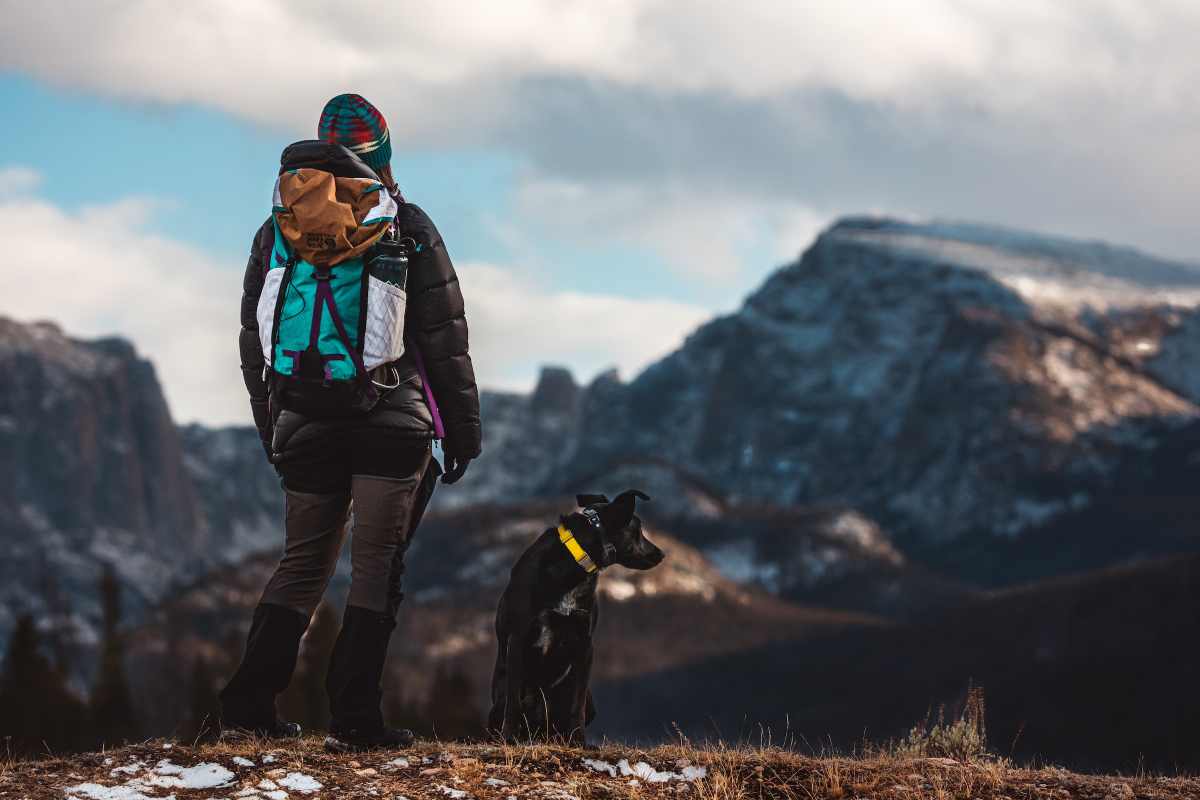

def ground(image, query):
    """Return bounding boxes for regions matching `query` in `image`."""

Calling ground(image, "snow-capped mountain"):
[457,218,1200,550]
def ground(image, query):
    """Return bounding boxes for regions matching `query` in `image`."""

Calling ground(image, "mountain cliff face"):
[0,319,276,662]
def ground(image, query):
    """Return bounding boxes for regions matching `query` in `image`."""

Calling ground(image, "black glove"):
[441,451,471,484]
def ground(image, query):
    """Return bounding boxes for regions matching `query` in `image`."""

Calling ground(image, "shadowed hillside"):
[127,503,878,738]
[593,554,1200,772]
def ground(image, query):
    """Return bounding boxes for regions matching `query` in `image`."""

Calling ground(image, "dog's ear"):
[576,493,610,507]
[599,490,649,529]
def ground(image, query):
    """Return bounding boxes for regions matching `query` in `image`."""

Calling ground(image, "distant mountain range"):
[4,216,1200,764]
[451,217,1200,603]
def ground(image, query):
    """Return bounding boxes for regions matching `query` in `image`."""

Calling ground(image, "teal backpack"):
[256,147,413,417]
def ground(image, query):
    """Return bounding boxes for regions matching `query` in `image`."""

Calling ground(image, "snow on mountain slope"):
[833,217,1200,311]
[429,218,1200,557]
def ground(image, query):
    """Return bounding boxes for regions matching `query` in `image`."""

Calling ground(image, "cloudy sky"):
[2,1,1198,424]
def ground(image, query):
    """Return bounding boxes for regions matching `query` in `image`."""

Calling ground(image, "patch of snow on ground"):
[385,757,410,769]
[147,760,235,789]
[484,777,510,787]
[583,758,708,783]
[581,758,618,777]
[277,773,322,794]
[109,761,146,776]
[233,756,256,767]
[437,786,471,799]
[64,784,170,800]
[619,759,678,783]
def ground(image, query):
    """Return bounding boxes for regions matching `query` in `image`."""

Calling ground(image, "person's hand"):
[441,452,471,484]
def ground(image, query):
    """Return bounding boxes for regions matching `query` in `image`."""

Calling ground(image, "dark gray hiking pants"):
[261,425,436,619]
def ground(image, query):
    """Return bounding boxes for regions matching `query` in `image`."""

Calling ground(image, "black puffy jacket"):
[238,202,482,461]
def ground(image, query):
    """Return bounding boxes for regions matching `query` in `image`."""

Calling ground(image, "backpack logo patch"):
[305,233,337,251]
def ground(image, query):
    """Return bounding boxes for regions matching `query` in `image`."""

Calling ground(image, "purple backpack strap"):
[393,204,446,441]
[409,341,446,440]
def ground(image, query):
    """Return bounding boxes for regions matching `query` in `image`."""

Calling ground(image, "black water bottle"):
[367,233,415,290]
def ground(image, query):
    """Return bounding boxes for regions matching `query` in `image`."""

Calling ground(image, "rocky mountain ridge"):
[454,218,1200,549]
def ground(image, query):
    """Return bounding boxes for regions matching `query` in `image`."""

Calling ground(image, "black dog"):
[487,490,663,743]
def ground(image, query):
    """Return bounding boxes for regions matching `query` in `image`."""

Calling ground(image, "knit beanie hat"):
[317,94,392,173]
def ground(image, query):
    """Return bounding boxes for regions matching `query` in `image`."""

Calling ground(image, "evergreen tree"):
[89,566,138,747]
[0,614,89,756]
[183,654,219,741]
[36,556,72,673]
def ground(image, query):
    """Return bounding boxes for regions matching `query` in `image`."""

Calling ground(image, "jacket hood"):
[272,140,397,266]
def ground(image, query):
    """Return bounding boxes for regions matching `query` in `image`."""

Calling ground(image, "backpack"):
[255,145,413,417]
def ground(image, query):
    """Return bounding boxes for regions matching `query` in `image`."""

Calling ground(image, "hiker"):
[219,94,482,751]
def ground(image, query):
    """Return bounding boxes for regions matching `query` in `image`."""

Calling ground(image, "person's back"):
[220,94,481,751]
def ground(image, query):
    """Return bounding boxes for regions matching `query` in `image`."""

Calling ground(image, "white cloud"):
[0,170,711,424]
[0,188,244,425]
[3,2,1196,422]
[6,1,1196,127]
[456,261,710,391]
[0,165,41,196]
[2,1,1190,130]
[515,177,828,284]
[5,1,1200,269]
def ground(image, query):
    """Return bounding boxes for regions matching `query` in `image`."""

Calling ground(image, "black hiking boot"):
[324,726,415,753]
[220,718,303,740]
[326,606,400,738]
[219,603,310,738]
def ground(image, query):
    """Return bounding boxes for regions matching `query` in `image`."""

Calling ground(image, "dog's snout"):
[624,540,664,570]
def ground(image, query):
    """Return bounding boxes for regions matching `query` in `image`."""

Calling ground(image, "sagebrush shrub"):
[897,684,989,762]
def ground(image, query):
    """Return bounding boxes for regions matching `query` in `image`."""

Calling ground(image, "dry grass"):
[1,736,1196,800]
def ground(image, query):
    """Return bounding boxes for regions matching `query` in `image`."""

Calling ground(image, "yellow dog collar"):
[558,524,599,574]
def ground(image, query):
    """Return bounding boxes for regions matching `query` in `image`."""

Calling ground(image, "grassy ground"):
[2,736,1198,800]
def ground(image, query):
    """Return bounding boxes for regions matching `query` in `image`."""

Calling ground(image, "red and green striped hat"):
[317,94,392,173]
